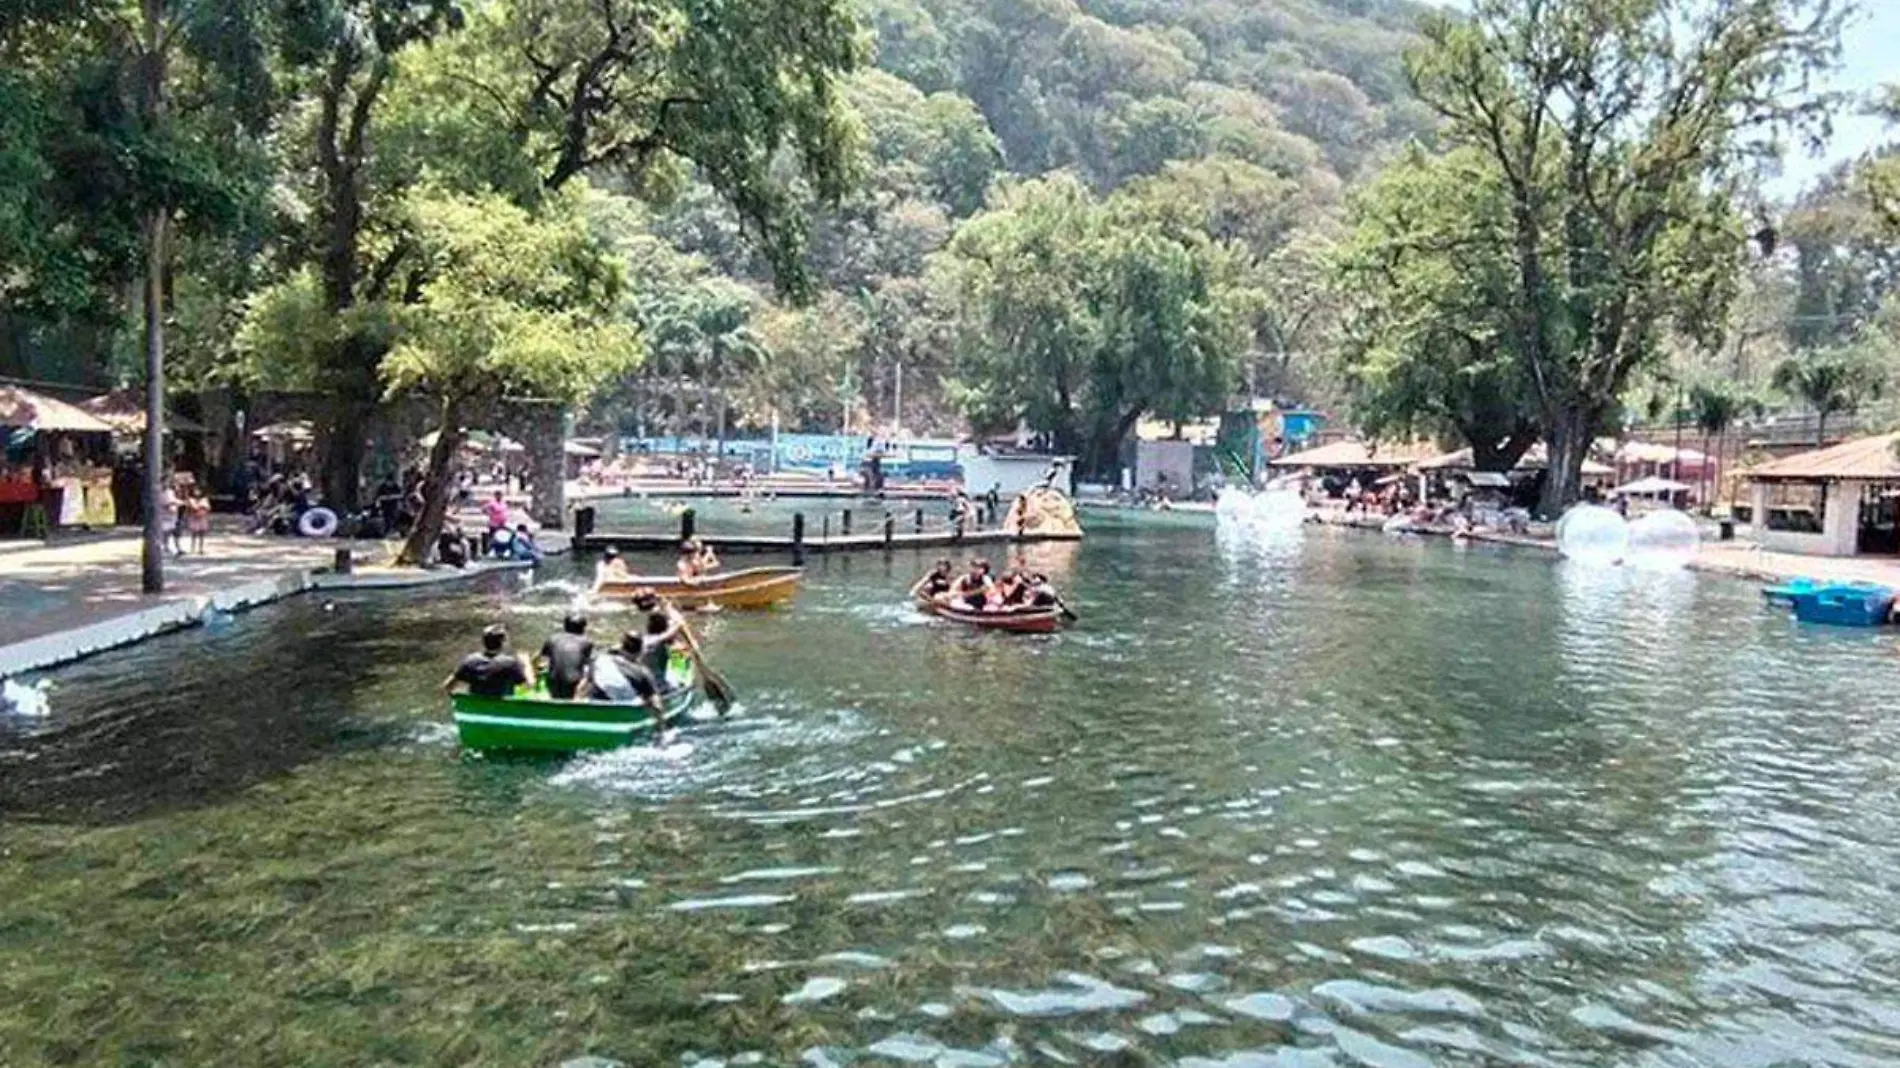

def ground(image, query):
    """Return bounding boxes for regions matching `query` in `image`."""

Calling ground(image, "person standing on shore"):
[186,488,212,556]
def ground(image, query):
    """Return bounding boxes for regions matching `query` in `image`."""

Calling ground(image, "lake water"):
[4,512,1899,1067]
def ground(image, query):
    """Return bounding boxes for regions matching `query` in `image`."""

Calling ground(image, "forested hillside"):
[608,0,1436,444]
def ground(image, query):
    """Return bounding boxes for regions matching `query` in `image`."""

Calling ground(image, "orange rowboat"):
[916,596,1065,633]
[596,566,803,610]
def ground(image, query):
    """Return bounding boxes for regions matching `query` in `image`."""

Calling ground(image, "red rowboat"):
[916,596,1065,633]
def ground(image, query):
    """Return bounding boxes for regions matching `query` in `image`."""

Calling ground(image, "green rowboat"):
[451,663,700,753]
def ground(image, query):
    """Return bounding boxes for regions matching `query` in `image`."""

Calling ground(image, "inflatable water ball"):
[1215,487,1254,521]
[1556,503,1630,565]
[1625,509,1701,569]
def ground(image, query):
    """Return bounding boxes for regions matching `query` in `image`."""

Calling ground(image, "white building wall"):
[1751,479,1862,557]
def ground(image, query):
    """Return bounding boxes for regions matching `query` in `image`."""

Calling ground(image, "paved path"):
[0,531,372,648]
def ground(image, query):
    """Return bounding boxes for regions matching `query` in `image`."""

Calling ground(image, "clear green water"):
[4,513,1899,1067]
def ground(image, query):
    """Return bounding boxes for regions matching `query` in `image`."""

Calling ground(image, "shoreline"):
[0,533,562,680]
[1307,507,1900,590]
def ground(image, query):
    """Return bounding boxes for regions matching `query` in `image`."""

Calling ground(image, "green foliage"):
[934,171,1253,474]
[1772,339,1895,443]
[1331,146,1538,469]
[382,189,638,405]
[1403,0,1841,513]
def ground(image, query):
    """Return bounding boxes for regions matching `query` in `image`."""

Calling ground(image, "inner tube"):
[298,507,340,538]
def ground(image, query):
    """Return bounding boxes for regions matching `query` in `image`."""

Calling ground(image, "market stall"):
[0,386,119,534]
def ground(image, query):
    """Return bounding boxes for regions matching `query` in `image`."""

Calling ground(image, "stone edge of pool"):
[0,557,539,679]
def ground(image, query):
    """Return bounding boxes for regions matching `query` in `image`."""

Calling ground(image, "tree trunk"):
[140,209,168,594]
[1537,406,1593,520]
[1815,410,1827,447]
[321,380,377,513]
[137,0,167,595]
[397,398,465,566]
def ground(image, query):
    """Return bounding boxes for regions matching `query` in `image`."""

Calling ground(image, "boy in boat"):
[594,546,631,588]
[1027,572,1062,609]
[992,569,1032,609]
[444,624,535,697]
[951,558,993,611]
[676,537,720,583]
[631,588,687,691]
[582,633,671,731]
[909,558,955,603]
[537,612,594,700]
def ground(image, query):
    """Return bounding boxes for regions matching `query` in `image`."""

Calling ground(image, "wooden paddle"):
[663,597,735,715]
[1053,596,1079,624]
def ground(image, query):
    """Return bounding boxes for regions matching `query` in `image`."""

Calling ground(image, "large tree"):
[1,0,276,591]
[1332,146,1540,472]
[380,189,638,565]
[934,172,1253,478]
[1405,0,1842,516]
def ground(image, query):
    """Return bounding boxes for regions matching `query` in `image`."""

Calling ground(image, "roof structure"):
[1745,431,1900,482]
[1269,439,1438,469]
[1616,441,1708,465]
[78,390,208,434]
[0,386,115,434]
[1417,443,1613,476]
[1614,476,1692,496]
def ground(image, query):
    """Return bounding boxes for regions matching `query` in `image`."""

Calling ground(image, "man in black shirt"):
[443,624,533,698]
[537,612,594,700]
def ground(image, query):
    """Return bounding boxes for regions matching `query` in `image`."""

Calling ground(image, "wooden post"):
[914,508,924,533]
[883,513,895,551]
[792,512,806,565]
[332,547,353,575]
[680,507,696,543]
[822,514,831,541]
[841,508,853,536]
[573,505,596,548]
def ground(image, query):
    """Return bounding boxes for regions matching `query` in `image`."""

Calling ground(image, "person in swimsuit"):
[950,558,992,611]
[676,538,720,583]
[909,558,955,603]
[595,546,631,588]
[994,569,1031,609]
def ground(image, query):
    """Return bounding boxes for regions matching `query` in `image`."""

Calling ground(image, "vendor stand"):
[0,386,119,535]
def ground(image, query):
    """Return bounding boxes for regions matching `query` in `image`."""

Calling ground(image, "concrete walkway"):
[0,523,560,676]
[0,532,360,649]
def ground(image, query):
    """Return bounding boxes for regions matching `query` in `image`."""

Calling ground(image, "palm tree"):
[1687,380,1756,511]
[1772,342,1892,447]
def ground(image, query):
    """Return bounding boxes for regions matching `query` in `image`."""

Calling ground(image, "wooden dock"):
[577,527,1080,556]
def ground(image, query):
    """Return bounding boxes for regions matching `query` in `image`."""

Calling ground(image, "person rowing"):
[631,587,687,690]
[443,624,535,698]
[909,558,955,603]
[536,612,594,700]
[1028,572,1061,608]
[676,537,720,583]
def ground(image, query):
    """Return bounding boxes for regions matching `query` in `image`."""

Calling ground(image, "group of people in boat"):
[592,538,722,590]
[910,557,1064,614]
[443,589,688,710]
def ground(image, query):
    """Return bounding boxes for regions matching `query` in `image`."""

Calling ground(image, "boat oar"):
[1054,596,1079,624]
[664,598,736,715]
